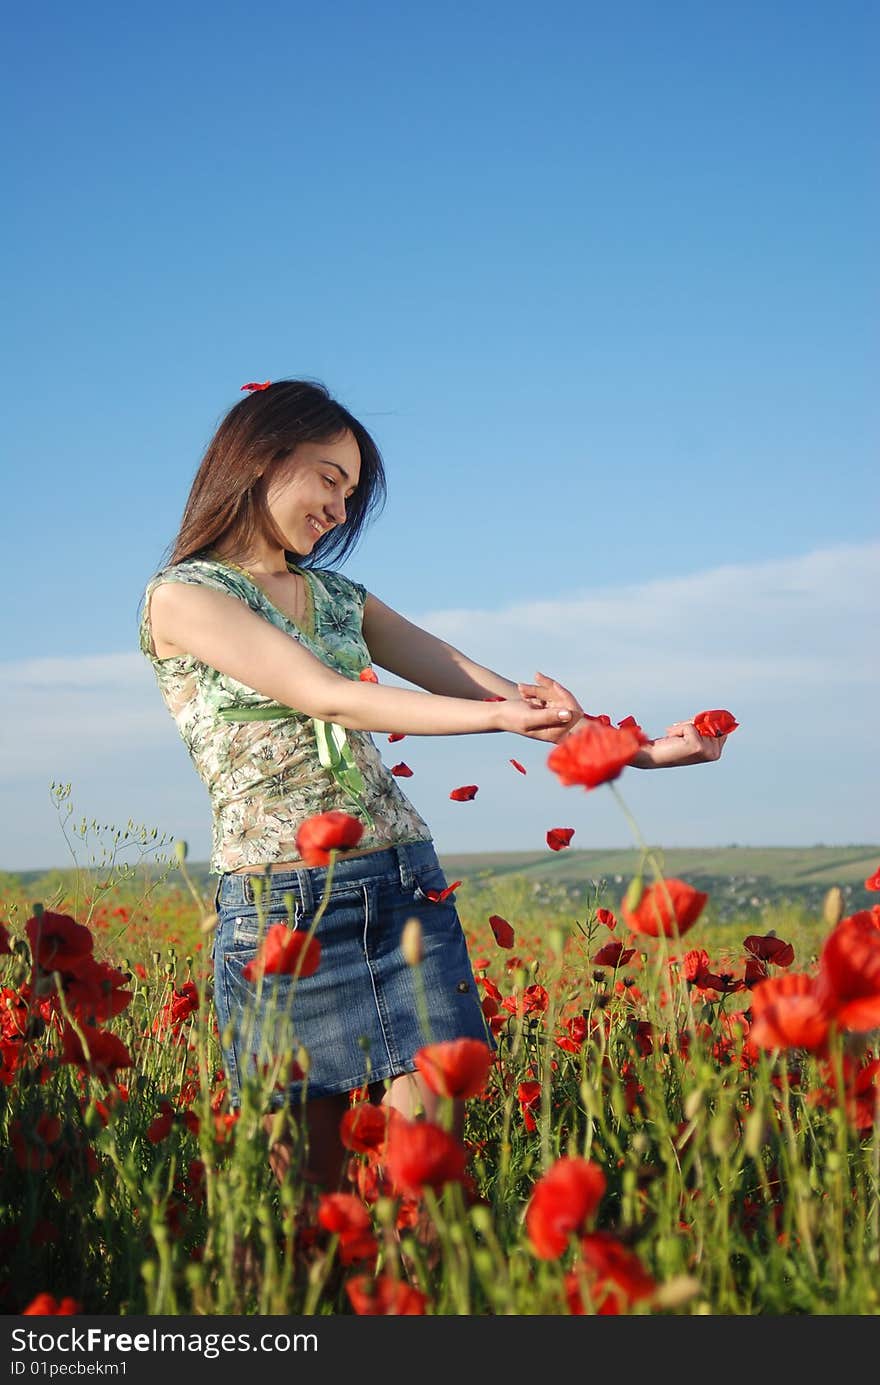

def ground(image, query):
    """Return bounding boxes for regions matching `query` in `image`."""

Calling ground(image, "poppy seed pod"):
[823,886,844,928]
[401,917,423,966]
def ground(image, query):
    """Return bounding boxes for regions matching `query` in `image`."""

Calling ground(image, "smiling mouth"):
[307,515,330,537]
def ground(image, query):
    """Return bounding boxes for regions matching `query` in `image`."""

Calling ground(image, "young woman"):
[140,379,726,1189]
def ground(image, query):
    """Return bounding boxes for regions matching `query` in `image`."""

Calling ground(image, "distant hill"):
[438,845,880,888]
[6,846,879,927]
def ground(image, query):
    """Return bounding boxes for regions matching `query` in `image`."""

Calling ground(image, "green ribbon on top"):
[216,703,375,830]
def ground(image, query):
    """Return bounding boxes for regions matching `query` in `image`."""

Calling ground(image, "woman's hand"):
[498,698,575,739]
[632,721,729,769]
[515,671,587,743]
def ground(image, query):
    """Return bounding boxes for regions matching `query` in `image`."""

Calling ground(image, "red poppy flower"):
[26,912,94,974]
[510,759,527,775]
[423,880,461,903]
[547,721,648,791]
[592,940,636,968]
[864,865,880,892]
[60,1023,132,1079]
[0,922,10,955]
[359,667,379,683]
[547,827,575,851]
[146,1108,175,1145]
[241,923,321,981]
[501,983,549,1017]
[65,958,133,1023]
[682,948,710,983]
[383,1117,467,1197]
[339,1102,403,1157]
[449,785,478,801]
[345,1273,427,1315]
[743,934,795,967]
[318,1192,371,1237]
[390,762,413,777]
[566,1232,656,1315]
[295,810,364,865]
[815,912,880,1031]
[525,1156,607,1259]
[240,380,271,392]
[693,708,739,737]
[749,973,830,1053]
[517,1079,542,1132]
[595,908,617,930]
[22,1293,81,1315]
[621,879,708,938]
[489,914,515,948]
[616,715,644,734]
[413,1039,493,1099]
[387,732,406,743]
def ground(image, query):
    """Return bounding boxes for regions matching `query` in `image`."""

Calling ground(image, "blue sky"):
[2,1,877,869]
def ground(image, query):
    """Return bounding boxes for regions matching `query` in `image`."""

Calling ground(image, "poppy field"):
[2,725,880,1318]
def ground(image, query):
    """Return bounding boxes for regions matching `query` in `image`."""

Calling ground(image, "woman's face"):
[265,430,362,554]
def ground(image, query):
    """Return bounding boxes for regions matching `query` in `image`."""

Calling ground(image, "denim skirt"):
[212,840,492,1107]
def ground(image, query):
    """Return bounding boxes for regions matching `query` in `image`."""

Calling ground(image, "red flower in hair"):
[546,827,575,851]
[547,720,648,791]
[240,380,271,392]
[621,879,708,938]
[525,1156,606,1259]
[346,1273,427,1315]
[414,1039,493,1099]
[489,914,515,948]
[693,708,739,737]
[449,784,478,801]
[383,1117,467,1197]
[296,810,364,865]
[241,923,320,981]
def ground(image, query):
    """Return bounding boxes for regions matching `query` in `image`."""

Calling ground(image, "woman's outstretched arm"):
[518,674,728,768]
[148,582,573,740]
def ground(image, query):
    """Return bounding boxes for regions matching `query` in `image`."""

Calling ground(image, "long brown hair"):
[167,380,386,568]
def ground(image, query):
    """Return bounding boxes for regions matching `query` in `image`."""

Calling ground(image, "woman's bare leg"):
[262,1092,350,1190]
[381,1070,465,1141]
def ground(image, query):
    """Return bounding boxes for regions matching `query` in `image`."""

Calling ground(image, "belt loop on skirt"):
[244,874,255,905]
[395,844,414,891]
[294,864,314,915]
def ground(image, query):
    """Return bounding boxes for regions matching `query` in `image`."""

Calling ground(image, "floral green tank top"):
[139,556,432,874]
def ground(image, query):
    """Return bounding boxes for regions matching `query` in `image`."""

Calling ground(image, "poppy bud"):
[174,840,188,866]
[823,886,844,928]
[401,918,423,966]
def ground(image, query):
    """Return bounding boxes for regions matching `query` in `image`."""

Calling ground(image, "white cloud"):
[1,543,877,868]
